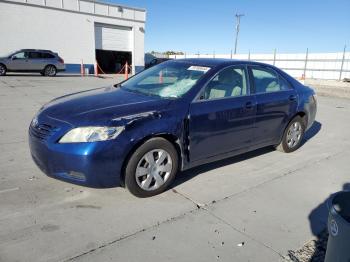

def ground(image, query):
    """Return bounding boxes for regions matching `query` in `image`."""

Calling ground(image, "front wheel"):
[0,64,6,76]
[124,138,179,197]
[276,116,305,153]
[43,65,57,76]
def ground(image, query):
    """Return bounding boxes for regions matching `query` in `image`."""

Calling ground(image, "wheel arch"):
[277,111,307,146]
[285,111,308,130]
[294,111,307,127]
[0,63,7,74]
[44,64,57,70]
[119,133,182,187]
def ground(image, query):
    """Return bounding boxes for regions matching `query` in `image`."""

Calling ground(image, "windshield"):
[120,61,210,98]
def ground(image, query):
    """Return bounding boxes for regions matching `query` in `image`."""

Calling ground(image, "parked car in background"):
[145,58,171,69]
[29,59,317,197]
[0,49,65,76]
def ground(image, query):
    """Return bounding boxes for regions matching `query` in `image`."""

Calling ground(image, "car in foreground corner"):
[0,49,65,76]
[28,59,317,197]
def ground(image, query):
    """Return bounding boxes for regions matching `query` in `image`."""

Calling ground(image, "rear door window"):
[251,66,291,94]
[28,52,42,59]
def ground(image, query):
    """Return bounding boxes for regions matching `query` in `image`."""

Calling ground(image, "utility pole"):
[339,45,346,81]
[234,13,244,54]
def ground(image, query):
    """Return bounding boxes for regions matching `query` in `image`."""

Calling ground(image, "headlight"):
[59,126,124,143]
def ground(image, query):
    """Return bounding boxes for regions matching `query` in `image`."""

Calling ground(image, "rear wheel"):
[124,138,178,197]
[43,65,57,76]
[276,116,305,153]
[0,64,6,76]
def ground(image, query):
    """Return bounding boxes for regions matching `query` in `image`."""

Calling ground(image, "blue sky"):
[110,0,349,54]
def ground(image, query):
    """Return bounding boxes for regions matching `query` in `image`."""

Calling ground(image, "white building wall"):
[0,0,145,73]
[133,25,145,70]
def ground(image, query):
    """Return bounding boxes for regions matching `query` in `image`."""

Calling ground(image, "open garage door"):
[95,49,131,74]
[95,23,132,73]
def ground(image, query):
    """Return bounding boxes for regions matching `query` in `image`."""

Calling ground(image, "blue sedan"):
[29,59,317,197]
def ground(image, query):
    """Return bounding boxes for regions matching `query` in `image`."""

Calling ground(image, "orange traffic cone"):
[124,61,128,80]
[80,60,84,76]
[94,61,98,77]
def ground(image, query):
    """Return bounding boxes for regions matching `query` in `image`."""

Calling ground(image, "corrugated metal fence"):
[169,49,350,80]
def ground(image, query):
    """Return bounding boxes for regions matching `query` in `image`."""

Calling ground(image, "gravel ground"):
[283,230,328,262]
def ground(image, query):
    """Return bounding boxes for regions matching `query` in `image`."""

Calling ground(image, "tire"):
[276,116,305,153]
[0,64,6,76]
[125,137,179,197]
[43,65,57,76]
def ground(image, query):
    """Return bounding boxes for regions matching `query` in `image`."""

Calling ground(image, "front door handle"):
[289,95,297,101]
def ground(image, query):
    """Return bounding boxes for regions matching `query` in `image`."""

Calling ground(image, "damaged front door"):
[188,65,256,163]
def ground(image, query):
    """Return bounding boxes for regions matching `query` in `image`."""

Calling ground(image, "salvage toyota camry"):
[29,59,317,197]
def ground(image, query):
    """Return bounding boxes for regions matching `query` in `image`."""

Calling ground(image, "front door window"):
[204,66,248,100]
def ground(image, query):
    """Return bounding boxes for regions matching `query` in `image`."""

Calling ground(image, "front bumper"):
[28,115,126,188]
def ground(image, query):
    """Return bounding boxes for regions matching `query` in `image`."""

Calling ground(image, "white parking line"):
[0,187,20,194]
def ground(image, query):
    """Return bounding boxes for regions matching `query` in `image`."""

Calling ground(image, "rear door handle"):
[289,95,297,101]
[245,101,254,109]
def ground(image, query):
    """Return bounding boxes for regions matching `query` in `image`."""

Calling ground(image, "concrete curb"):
[302,79,350,99]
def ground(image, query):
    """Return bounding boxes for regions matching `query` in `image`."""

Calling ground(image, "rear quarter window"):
[278,74,293,90]
[41,53,55,59]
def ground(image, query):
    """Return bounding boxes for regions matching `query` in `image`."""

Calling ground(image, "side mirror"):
[11,56,17,60]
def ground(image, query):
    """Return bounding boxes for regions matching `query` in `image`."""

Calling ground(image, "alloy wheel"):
[0,65,6,76]
[286,122,302,148]
[45,65,56,76]
[135,149,173,191]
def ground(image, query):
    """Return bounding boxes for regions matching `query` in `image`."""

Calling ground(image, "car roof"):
[172,58,273,68]
[19,49,54,53]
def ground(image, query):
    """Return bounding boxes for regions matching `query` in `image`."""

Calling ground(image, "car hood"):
[40,86,173,126]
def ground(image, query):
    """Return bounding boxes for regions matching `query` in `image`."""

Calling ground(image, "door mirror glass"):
[203,66,247,100]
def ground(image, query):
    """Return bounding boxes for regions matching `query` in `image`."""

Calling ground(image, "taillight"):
[58,57,64,63]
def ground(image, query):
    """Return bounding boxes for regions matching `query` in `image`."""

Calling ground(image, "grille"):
[29,123,55,140]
